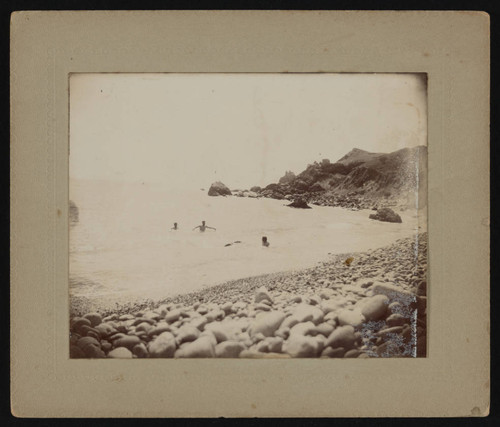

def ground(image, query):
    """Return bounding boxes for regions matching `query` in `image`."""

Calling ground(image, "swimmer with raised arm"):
[192,220,216,232]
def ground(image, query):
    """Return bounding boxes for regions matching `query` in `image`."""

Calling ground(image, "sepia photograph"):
[11,10,489,417]
[69,73,428,359]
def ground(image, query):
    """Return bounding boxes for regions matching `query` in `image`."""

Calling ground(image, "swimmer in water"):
[171,222,178,230]
[262,236,270,247]
[192,220,216,232]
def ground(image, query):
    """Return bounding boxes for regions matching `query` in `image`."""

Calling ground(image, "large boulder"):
[287,198,311,209]
[208,181,232,196]
[369,207,402,223]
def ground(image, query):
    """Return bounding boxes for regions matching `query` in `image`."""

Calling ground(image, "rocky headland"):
[206,146,427,220]
[70,233,427,359]
[256,146,425,210]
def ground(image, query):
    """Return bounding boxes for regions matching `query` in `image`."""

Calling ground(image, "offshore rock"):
[208,181,232,197]
[369,207,402,223]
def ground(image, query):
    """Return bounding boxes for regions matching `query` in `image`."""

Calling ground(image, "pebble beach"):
[70,232,427,359]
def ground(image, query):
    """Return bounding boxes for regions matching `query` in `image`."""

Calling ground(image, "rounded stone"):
[71,317,92,334]
[79,325,101,339]
[344,349,360,358]
[309,295,322,306]
[165,309,182,323]
[197,305,209,315]
[143,311,161,321]
[325,325,357,350]
[189,316,208,331]
[248,311,286,338]
[337,309,366,327]
[108,347,133,358]
[316,322,335,337]
[254,286,273,304]
[86,331,101,341]
[203,323,232,343]
[386,313,407,327]
[95,323,118,338]
[148,332,177,358]
[132,343,149,358]
[215,341,245,358]
[256,336,283,353]
[198,331,218,346]
[83,313,102,327]
[283,334,320,357]
[321,297,350,314]
[77,336,100,349]
[280,316,300,330]
[319,289,335,300]
[174,336,215,358]
[136,322,153,334]
[371,282,415,304]
[289,321,317,337]
[388,301,403,314]
[361,295,389,321]
[221,302,233,314]
[113,335,141,350]
[77,336,105,358]
[148,322,171,337]
[132,317,156,326]
[292,304,324,324]
[324,312,338,323]
[206,309,225,322]
[324,346,346,358]
[176,325,201,344]
[274,327,290,340]
[101,341,112,353]
[266,336,284,353]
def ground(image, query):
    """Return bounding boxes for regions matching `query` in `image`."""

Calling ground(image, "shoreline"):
[70,233,427,359]
[70,228,424,318]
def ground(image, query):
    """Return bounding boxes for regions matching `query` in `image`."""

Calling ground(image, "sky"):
[70,73,427,190]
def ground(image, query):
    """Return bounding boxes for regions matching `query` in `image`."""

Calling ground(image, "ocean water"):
[69,179,424,301]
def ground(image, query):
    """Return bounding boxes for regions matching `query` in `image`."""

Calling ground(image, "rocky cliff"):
[256,146,427,210]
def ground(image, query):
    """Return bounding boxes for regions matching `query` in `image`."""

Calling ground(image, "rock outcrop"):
[287,198,311,209]
[250,146,427,210]
[208,181,232,197]
[369,208,402,223]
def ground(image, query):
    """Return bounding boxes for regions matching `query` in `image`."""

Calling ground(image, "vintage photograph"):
[69,73,428,359]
